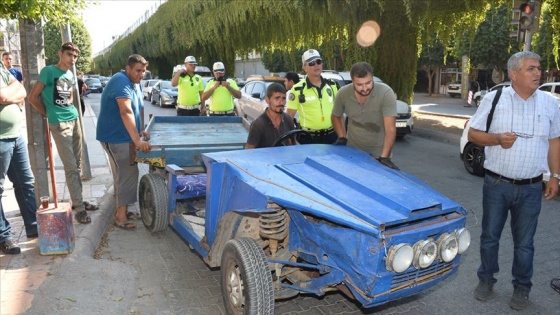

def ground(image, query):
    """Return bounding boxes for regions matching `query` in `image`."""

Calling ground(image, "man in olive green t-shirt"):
[201,62,241,116]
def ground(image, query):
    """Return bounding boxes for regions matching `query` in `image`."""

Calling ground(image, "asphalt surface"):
[1,93,558,315]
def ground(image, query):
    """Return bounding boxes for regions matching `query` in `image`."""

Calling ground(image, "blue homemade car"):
[137,117,471,314]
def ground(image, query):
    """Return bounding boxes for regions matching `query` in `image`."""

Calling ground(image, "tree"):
[534,2,560,72]
[0,0,86,24]
[43,19,92,73]
[418,37,446,95]
[467,3,517,81]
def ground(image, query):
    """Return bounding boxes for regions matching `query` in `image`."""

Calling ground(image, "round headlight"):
[456,228,471,254]
[413,240,437,269]
[386,243,413,273]
[437,233,458,263]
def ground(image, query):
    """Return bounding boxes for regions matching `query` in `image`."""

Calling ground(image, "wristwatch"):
[552,173,560,180]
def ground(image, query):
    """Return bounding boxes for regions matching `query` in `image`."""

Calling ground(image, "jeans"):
[49,120,84,211]
[477,174,542,291]
[0,135,38,241]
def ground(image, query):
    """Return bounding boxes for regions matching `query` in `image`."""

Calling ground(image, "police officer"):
[171,56,205,116]
[287,49,337,144]
[201,62,241,116]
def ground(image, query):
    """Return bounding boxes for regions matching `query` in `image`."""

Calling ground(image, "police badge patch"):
[289,93,295,101]
[327,88,332,97]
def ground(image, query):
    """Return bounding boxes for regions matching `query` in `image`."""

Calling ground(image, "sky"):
[82,0,162,55]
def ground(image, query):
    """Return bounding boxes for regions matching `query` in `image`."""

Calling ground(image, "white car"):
[447,82,461,98]
[472,81,511,107]
[142,79,159,100]
[460,85,559,187]
[234,77,286,122]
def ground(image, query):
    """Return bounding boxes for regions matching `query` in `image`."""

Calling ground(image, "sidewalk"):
[0,103,115,315]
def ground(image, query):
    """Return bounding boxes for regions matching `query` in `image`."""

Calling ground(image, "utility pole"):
[60,23,92,180]
[20,19,49,206]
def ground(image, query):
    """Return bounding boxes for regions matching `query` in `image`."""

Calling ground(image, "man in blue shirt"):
[97,54,151,230]
[2,52,23,83]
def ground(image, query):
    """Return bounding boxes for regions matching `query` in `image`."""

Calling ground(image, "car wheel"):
[159,97,163,108]
[475,98,481,107]
[139,173,168,232]
[463,142,485,176]
[221,238,274,315]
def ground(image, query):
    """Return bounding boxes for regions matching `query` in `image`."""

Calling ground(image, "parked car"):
[539,82,560,105]
[235,76,286,121]
[447,82,461,98]
[85,78,103,93]
[472,81,511,107]
[150,80,178,107]
[143,79,159,100]
[99,76,109,87]
[460,85,559,188]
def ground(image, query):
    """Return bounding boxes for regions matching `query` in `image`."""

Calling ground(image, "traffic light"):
[519,1,535,30]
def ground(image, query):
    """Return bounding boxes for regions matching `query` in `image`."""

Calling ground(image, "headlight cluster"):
[386,228,471,273]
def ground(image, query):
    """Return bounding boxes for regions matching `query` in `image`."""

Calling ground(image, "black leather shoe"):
[1,238,21,255]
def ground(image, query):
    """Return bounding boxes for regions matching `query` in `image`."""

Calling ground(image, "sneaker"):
[509,286,529,310]
[474,280,494,301]
[0,238,21,255]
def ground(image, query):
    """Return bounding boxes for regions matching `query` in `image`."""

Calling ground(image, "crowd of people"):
[1,44,559,310]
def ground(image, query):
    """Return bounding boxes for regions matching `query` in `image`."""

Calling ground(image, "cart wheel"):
[221,238,274,315]
[139,173,168,232]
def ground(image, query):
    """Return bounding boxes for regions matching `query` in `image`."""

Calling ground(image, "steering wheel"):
[273,129,313,147]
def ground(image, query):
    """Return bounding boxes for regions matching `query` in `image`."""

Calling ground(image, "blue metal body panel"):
[138,116,248,167]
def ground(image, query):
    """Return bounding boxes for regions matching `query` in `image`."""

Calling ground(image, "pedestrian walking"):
[245,83,295,149]
[201,62,241,116]
[331,62,399,169]
[0,61,37,254]
[171,56,205,116]
[468,51,560,310]
[28,42,98,225]
[287,49,337,144]
[96,54,151,230]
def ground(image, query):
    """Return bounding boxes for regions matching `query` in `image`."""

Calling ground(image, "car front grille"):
[391,261,453,289]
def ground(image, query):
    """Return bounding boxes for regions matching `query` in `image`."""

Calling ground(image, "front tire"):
[463,142,485,176]
[139,173,169,232]
[159,97,164,108]
[221,238,274,315]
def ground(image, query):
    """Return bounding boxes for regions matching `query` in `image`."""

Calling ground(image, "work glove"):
[333,137,347,145]
[377,157,400,171]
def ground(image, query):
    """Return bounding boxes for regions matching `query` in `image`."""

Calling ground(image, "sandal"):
[114,220,136,230]
[75,210,91,224]
[551,278,560,294]
[72,201,99,211]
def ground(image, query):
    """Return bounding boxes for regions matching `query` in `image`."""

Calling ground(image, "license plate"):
[396,122,407,128]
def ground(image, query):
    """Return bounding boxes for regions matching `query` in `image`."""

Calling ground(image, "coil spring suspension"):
[259,209,288,240]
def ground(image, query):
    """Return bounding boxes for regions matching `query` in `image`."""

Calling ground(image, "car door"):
[151,82,161,104]
[245,82,267,122]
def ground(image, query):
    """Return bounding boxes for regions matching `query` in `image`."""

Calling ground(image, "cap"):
[213,62,225,72]
[302,49,321,64]
[184,56,197,64]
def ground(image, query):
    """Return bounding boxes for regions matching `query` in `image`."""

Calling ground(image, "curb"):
[72,186,115,257]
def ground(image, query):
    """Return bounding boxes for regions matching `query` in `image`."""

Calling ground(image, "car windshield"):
[148,80,158,87]
[160,81,173,90]
[86,78,101,84]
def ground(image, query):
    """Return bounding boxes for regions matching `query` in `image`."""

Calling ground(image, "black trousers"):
[177,108,201,116]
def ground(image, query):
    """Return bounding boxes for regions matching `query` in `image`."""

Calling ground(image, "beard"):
[355,86,372,97]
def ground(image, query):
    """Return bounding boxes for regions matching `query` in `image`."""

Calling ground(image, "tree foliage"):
[0,0,86,25]
[92,0,560,103]
[43,19,92,73]
[535,1,560,70]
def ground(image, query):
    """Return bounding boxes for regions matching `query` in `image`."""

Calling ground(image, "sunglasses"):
[307,59,322,67]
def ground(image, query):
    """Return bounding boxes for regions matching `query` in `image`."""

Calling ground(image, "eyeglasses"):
[307,59,322,67]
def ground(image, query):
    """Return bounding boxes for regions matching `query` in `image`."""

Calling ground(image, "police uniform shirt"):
[177,74,204,106]
[287,76,337,130]
[203,78,239,112]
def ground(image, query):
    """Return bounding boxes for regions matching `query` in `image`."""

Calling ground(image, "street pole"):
[20,19,49,207]
[60,24,92,180]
